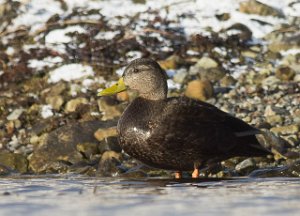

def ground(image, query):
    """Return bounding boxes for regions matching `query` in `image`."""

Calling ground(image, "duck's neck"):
[139,81,168,100]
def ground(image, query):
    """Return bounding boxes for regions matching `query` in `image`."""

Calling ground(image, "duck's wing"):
[151,96,268,157]
[164,96,259,133]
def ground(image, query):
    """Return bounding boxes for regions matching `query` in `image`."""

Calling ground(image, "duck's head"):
[98,58,168,100]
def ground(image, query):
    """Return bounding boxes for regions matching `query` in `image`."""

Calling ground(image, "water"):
[0,176,299,216]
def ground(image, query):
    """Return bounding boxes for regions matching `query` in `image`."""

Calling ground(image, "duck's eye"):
[133,68,139,73]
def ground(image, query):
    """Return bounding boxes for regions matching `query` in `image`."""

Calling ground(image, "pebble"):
[65,97,88,113]
[266,115,283,125]
[239,0,284,17]
[293,74,300,82]
[195,56,218,69]
[6,108,24,121]
[97,98,122,120]
[97,151,123,177]
[261,76,280,88]
[94,127,117,141]
[173,68,188,84]
[184,79,214,101]
[235,158,256,174]
[46,95,64,110]
[275,66,295,81]
[219,75,237,87]
[98,137,122,154]
[0,152,28,173]
[270,124,299,135]
[76,142,99,159]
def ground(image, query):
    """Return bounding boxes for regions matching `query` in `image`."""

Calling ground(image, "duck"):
[98,58,270,178]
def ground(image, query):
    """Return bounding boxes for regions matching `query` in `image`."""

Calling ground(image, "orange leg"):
[175,171,182,179]
[192,168,199,178]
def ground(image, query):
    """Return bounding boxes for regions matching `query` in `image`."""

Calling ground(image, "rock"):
[76,142,99,159]
[121,169,148,178]
[225,23,253,41]
[249,160,300,177]
[235,158,256,175]
[239,0,284,17]
[195,56,218,69]
[6,108,24,121]
[266,30,300,52]
[219,75,237,87]
[294,74,300,82]
[256,130,292,159]
[215,13,230,21]
[29,120,116,173]
[158,55,179,70]
[48,82,67,96]
[281,135,299,147]
[0,164,13,176]
[266,115,283,125]
[0,151,28,173]
[94,126,117,141]
[261,76,280,88]
[97,151,123,177]
[65,97,89,113]
[264,105,276,116]
[275,66,296,81]
[132,0,146,4]
[5,121,14,135]
[185,79,214,101]
[97,97,123,120]
[14,119,22,129]
[173,68,188,84]
[270,125,299,135]
[69,163,97,176]
[98,136,121,154]
[241,50,257,59]
[6,135,20,151]
[46,95,64,110]
[199,68,226,82]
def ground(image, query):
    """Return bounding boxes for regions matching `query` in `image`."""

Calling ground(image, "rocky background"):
[0,0,299,178]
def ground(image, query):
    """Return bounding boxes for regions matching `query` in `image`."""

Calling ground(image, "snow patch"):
[28,56,63,70]
[41,105,54,119]
[95,31,120,40]
[45,26,87,44]
[48,64,94,83]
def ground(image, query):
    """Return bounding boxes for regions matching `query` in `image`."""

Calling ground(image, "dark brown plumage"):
[99,58,270,173]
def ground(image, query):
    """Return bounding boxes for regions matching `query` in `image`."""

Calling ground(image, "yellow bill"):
[97,77,126,96]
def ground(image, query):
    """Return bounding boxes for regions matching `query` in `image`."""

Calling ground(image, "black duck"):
[98,58,270,178]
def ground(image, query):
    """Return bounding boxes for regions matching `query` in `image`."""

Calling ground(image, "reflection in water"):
[0,175,299,216]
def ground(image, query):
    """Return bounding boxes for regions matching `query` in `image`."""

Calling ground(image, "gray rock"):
[256,130,292,159]
[29,120,116,173]
[199,68,226,82]
[235,158,256,175]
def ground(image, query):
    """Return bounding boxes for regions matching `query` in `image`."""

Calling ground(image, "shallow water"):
[0,176,299,216]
